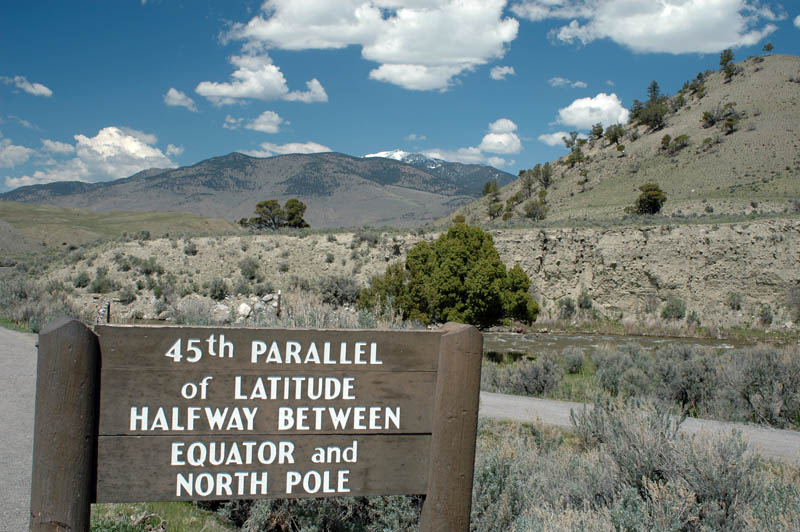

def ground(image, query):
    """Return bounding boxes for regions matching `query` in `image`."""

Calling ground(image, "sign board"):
[29,318,482,531]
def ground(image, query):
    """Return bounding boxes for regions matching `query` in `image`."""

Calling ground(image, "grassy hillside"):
[0,200,241,249]
[448,54,800,226]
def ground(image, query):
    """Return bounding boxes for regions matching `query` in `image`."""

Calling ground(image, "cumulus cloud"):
[557,93,629,129]
[422,117,523,164]
[245,110,283,133]
[480,118,522,154]
[164,88,198,111]
[487,156,510,167]
[166,144,184,157]
[4,126,175,189]
[549,76,587,88]
[227,0,518,91]
[513,0,780,54]
[537,131,586,147]
[196,53,327,105]
[41,138,74,154]
[243,141,332,158]
[1,75,53,97]
[795,14,800,28]
[0,138,35,167]
[490,65,516,80]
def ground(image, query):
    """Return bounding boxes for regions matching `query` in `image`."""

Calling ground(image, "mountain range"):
[0,152,514,228]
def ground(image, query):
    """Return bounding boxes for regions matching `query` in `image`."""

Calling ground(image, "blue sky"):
[2,0,799,192]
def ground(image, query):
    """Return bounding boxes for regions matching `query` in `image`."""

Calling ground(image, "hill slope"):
[0,201,240,248]
[1,152,515,228]
[448,54,800,225]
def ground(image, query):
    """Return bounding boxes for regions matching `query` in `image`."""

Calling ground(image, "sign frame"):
[29,318,482,531]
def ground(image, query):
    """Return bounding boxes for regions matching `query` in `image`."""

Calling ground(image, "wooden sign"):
[29,318,482,531]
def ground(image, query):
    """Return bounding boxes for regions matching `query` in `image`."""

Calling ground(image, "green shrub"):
[759,304,773,326]
[558,297,576,319]
[278,262,289,273]
[73,271,91,288]
[239,256,260,280]
[183,241,198,256]
[208,278,228,301]
[318,275,360,307]
[563,347,585,374]
[325,252,335,263]
[635,183,667,215]
[727,291,743,310]
[118,285,137,305]
[661,297,686,320]
[359,224,538,327]
[89,267,119,294]
[578,291,593,310]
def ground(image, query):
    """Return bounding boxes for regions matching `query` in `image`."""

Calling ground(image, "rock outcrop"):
[492,219,800,328]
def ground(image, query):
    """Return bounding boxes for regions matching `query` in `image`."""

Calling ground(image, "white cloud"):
[488,118,517,134]
[4,126,176,189]
[228,0,519,91]
[557,92,629,129]
[537,131,571,147]
[549,76,586,88]
[0,138,34,167]
[164,88,198,111]
[537,130,588,147]
[284,78,328,103]
[166,144,184,157]
[795,15,800,28]
[606,79,615,86]
[490,65,516,80]
[480,118,522,154]
[423,117,523,164]
[514,0,780,54]
[487,156,509,167]
[223,115,244,129]
[1,75,52,97]
[245,110,283,133]
[196,53,328,105]
[243,141,332,158]
[41,139,74,154]
[421,146,485,164]
[405,133,427,141]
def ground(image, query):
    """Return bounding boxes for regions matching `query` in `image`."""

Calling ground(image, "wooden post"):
[419,322,483,532]
[30,318,100,532]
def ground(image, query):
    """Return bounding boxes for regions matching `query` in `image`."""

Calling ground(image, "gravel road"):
[2,329,799,531]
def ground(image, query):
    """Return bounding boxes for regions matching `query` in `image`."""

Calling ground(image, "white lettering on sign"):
[165,334,234,363]
[278,406,400,431]
[285,470,350,494]
[233,375,356,401]
[130,406,258,431]
[250,340,382,365]
[121,331,418,499]
[170,440,295,467]
[176,471,268,497]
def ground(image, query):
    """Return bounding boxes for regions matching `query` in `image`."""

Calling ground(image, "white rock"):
[237,303,252,318]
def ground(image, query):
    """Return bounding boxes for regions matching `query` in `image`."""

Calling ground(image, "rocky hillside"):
[491,219,799,329]
[33,217,798,332]
[449,54,800,225]
[0,152,514,229]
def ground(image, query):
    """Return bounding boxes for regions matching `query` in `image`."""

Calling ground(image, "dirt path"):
[2,330,798,531]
